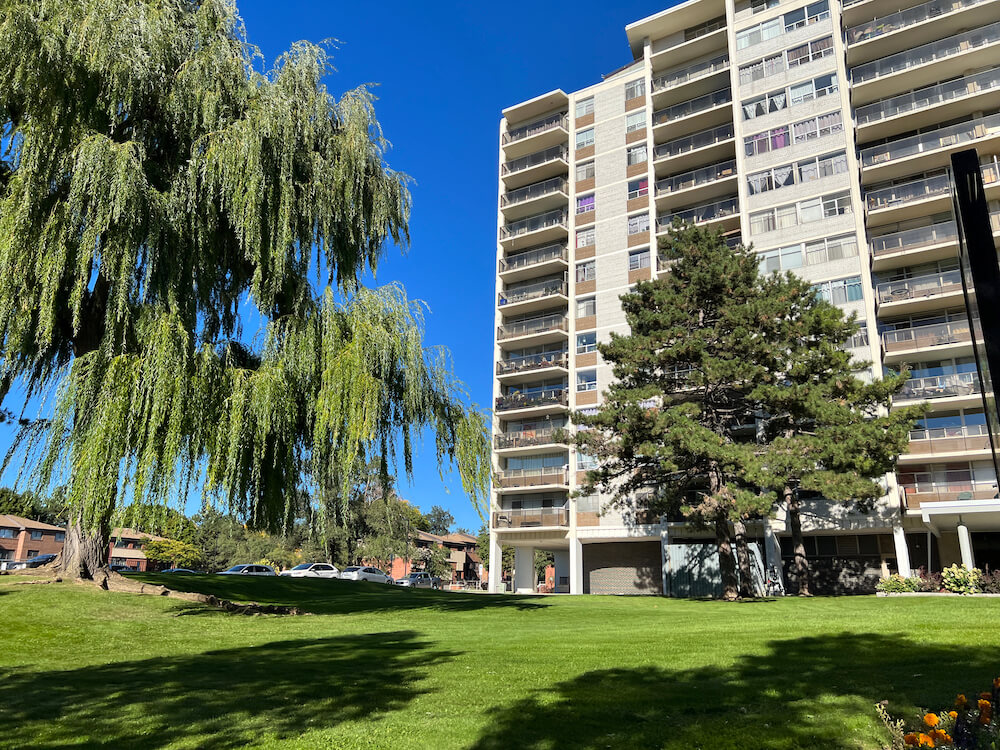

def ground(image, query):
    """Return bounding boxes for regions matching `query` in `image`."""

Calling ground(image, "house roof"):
[111,528,167,542]
[415,530,477,547]
[0,514,65,532]
[442,532,477,545]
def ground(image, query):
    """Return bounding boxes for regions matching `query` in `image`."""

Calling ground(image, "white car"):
[339,566,393,584]
[218,564,276,576]
[280,562,340,579]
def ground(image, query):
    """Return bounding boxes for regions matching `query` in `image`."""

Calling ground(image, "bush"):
[979,570,1000,594]
[941,564,981,595]
[916,571,943,593]
[878,677,1000,749]
[876,574,920,593]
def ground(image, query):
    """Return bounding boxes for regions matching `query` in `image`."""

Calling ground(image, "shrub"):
[876,574,920,593]
[879,677,1000,749]
[915,572,943,592]
[941,564,981,595]
[979,570,1000,595]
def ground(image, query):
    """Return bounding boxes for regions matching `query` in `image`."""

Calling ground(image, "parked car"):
[161,568,198,574]
[339,566,392,584]
[396,571,442,590]
[25,553,58,568]
[218,564,275,576]
[280,563,340,579]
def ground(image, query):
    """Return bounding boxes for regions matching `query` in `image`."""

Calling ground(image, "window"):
[577,370,598,392]
[576,97,594,118]
[798,197,823,224]
[576,128,595,149]
[27,550,39,558]
[846,323,869,350]
[759,244,802,273]
[624,78,645,101]
[627,178,648,200]
[814,276,863,305]
[628,249,651,271]
[0,528,13,539]
[750,209,776,235]
[745,125,790,157]
[55,531,65,542]
[576,260,595,282]
[787,35,833,67]
[742,89,787,120]
[751,0,780,13]
[577,297,596,318]
[576,161,595,182]
[627,144,647,166]
[577,332,597,353]
[627,213,650,235]
[823,191,852,217]
[626,110,646,133]
[818,151,848,178]
[576,193,595,215]
[577,451,599,470]
[576,227,596,248]
[737,17,782,50]
[30,530,43,540]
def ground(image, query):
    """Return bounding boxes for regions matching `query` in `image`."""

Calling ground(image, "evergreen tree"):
[424,505,455,535]
[0,0,489,580]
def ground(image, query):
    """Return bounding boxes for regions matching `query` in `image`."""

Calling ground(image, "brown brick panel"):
[627,196,649,213]
[625,128,647,144]
[576,145,595,160]
[576,177,595,193]
[576,351,597,368]
[575,113,594,128]
[575,210,595,226]
[576,315,596,330]
[626,162,647,178]
[576,245,596,260]
[627,231,650,247]
[576,390,598,406]
[576,279,596,295]
[577,512,600,527]
[583,541,663,595]
[628,267,652,284]
[625,97,645,112]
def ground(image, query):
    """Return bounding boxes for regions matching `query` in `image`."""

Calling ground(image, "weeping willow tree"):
[0,0,490,580]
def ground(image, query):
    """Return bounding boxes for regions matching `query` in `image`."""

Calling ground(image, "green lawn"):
[0,575,997,749]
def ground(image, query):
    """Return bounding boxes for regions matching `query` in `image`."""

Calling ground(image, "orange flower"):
[917,733,935,747]
[923,713,940,728]
[956,694,969,708]
[980,711,992,725]
[981,692,992,700]
[903,734,919,747]
[979,699,991,711]
[948,711,958,719]
[929,729,950,742]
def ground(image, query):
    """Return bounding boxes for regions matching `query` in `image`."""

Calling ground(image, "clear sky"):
[0,0,678,533]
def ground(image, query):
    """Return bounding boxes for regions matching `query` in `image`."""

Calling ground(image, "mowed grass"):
[0,575,997,749]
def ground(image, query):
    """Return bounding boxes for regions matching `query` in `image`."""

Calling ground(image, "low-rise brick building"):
[108,528,169,572]
[0,514,66,564]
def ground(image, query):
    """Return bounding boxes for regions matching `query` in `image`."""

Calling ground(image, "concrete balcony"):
[502,112,569,160]
[900,478,998,510]
[494,466,569,491]
[656,196,739,234]
[495,351,568,382]
[501,177,569,221]
[856,66,1000,143]
[899,424,991,463]
[653,122,735,174]
[501,145,569,190]
[894,371,982,407]
[499,243,568,283]
[651,54,729,108]
[494,428,565,453]
[499,209,568,251]
[494,387,569,417]
[876,269,964,315]
[492,505,569,530]
[865,174,952,227]
[654,159,737,211]
[498,278,568,316]
[851,22,1000,106]
[870,221,958,271]
[652,87,733,138]
[497,313,568,348]
[860,112,1000,182]
[649,21,727,73]
[881,320,973,362]
[846,0,999,66]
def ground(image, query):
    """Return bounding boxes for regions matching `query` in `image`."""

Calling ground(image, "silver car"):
[280,562,340,579]
[339,566,392,584]
[396,571,442,589]
[218,564,275,576]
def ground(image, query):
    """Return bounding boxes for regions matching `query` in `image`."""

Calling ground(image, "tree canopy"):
[0,0,489,577]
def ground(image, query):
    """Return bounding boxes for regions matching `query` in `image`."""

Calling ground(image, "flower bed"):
[876,565,1000,595]
[878,679,1000,748]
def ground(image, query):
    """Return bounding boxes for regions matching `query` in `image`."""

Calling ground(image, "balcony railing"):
[882,320,972,353]
[496,351,568,376]
[495,466,569,489]
[501,177,569,208]
[655,160,736,196]
[654,123,735,161]
[908,423,990,454]
[848,0,990,45]
[500,209,568,240]
[871,221,958,257]
[653,88,732,126]
[876,269,963,303]
[494,428,564,449]
[503,113,568,145]
[497,314,568,341]
[865,174,951,212]
[499,244,567,274]
[502,145,569,176]
[856,66,1000,126]
[652,55,729,93]
[897,371,980,400]
[495,387,569,412]
[861,112,1000,168]
[492,505,569,529]
[499,279,567,306]
[900,473,997,507]
[852,22,1000,85]
[657,197,739,229]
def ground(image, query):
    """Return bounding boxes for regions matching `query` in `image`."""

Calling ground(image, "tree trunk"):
[60,514,110,580]
[715,517,739,601]
[732,518,754,598]
[786,487,810,596]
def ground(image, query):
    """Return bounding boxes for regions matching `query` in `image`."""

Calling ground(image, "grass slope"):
[0,574,997,749]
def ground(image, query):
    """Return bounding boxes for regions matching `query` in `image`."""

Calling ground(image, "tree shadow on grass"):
[130,573,548,615]
[0,631,456,749]
[471,632,999,750]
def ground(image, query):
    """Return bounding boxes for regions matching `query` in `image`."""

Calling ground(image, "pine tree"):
[0,0,490,581]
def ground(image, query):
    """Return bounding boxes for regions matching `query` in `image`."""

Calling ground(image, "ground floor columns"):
[487,532,502,593]
[569,537,583,595]
[514,546,535,593]
[892,525,912,577]
[957,521,976,569]
[552,550,569,593]
[763,520,782,591]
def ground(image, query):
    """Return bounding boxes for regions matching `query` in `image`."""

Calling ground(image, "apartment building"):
[488,0,1000,595]
[0,514,65,564]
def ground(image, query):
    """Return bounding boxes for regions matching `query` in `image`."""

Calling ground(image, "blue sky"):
[1,0,676,533]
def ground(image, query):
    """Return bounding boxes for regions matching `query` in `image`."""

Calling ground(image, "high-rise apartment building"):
[488,0,1000,595]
